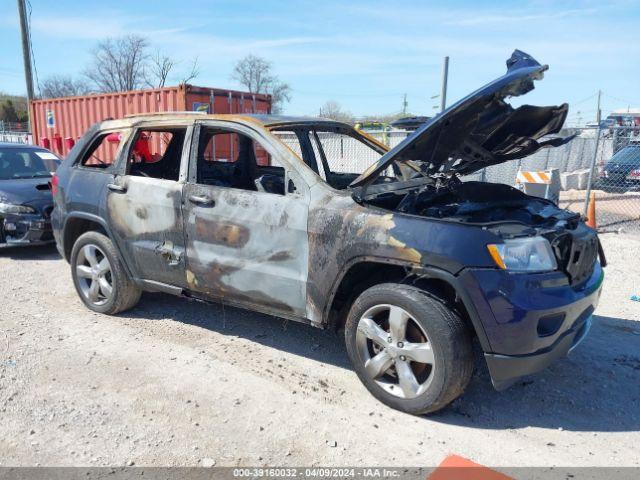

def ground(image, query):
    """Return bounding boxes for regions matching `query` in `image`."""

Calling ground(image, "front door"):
[182,123,309,318]
[106,125,190,288]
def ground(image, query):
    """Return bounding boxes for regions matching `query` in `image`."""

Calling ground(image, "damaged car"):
[51,50,605,414]
[0,142,60,247]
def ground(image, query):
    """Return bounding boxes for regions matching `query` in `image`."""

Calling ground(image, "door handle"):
[189,194,215,206]
[107,183,127,193]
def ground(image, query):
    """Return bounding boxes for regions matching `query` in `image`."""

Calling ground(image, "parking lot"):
[1,233,639,468]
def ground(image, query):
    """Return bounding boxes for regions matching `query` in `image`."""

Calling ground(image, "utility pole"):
[402,93,408,115]
[440,56,449,113]
[16,0,35,102]
[596,89,602,124]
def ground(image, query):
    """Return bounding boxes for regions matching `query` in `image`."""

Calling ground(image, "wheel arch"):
[324,257,492,352]
[62,213,111,260]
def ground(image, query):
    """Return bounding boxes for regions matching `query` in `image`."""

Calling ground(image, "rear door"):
[106,122,193,287]
[182,121,310,318]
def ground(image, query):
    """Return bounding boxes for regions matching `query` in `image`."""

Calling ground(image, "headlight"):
[0,202,36,214]
[487,237,557,272]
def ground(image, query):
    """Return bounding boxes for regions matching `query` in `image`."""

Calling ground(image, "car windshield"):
[0,147,61,180]
[609,147,640,166]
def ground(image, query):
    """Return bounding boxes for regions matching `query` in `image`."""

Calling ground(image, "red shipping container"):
[29,84,271,157]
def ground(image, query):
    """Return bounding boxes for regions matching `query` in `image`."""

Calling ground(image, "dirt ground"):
[0,234,639,468]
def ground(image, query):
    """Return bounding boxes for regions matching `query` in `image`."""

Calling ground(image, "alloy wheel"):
[75,244,113,306]
[355,304,435,399]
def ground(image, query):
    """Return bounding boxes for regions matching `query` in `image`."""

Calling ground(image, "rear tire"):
[70,231,141,315]
[345,283,473,415]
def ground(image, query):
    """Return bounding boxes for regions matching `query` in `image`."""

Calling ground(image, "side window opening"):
[127,128,186,181]
[80,131,126,168]
[196,128,288,195]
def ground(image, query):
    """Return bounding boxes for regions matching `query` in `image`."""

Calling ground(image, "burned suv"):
[52,51,604,414]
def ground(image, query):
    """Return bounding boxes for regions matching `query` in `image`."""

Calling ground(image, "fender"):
[323,256,492,352]
[411,265,492,352]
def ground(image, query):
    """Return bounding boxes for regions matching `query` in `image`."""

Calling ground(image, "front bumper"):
[0,213,54,247]
[458,262,604,390]
[485,312,593,390]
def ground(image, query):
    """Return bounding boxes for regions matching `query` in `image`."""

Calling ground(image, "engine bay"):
[365,180,580,229]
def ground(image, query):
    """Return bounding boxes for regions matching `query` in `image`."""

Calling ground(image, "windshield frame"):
[269,123,404,191]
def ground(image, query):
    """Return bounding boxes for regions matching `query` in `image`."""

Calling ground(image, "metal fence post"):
[544,148,551,170]
[583,127,602,216]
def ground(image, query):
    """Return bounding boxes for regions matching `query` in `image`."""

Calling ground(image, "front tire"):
[70,231,141,315]
[345,283,473,415]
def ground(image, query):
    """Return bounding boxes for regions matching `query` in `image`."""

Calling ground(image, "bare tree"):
[41,75,91,98]
[146,50,174,88]
[319,101,354,123]
[232,54,291,113]
[146,52,199,88]
[85,35,149,92]
[180,57,200,85]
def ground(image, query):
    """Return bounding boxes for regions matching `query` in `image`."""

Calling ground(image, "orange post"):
[586,191,597,229]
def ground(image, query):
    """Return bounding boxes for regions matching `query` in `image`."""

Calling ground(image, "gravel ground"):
[0,234,639,468]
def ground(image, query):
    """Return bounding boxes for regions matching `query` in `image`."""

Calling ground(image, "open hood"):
[350,50,573,188]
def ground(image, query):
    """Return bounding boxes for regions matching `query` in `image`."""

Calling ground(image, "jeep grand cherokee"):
[52,50,605,414]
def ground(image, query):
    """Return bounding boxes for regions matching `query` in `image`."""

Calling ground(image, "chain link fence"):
[0,121,31,144]
[459,126,640,234]
[336,126,640,234]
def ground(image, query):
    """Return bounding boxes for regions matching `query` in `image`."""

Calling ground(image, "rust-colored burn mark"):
[388,236,422,264]
[195,219,250,248]
[356,213,395,237]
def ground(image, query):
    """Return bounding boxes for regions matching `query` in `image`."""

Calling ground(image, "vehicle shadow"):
[129,294,640,432]
[433,314,640,432]
[131,293,351,369]
[0,244,60,260]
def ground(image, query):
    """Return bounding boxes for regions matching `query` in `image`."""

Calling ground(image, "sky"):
[2,0,639,125]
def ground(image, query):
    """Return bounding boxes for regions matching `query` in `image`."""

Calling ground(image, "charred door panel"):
[106,175,187,286]
[182,184,309,317]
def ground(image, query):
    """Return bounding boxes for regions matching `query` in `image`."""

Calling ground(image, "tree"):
[85,35,149,92]
[319,101,354,123]
[232,54,291,113]
[146,50,174,88]
[146,52,200,88]
[0,93,28,122]
[180,57,200,85]
[41,75,91,98]
[0,100,20,123]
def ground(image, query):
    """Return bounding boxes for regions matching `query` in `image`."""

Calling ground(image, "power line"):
[602,92,639,106]
[568,92,598,106]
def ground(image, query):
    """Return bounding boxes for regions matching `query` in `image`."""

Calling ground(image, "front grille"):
[551,229,598,286]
